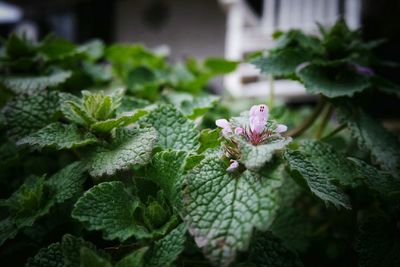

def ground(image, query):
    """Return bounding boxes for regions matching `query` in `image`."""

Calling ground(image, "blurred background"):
[1,0,399,108]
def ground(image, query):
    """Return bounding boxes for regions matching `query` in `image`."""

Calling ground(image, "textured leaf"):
[253,48,312,76]
[185,157,283,266]
[284,150,351,209]
[147,150,187,208]
[300,140,360,187]
[349,158,400,199]
[87,128,156,177]
[61,234,108,267]
[297,62,370,97]
[356,216,400,267]
[238,137,292,171]
[338,108,400,176]
[0,218,18,246]
[165,92,220,119]
[145,224,186,267]
[4,176,54,229]
[25,242,63,267]
[91,109,148,133]
[142,105,199,151]
[0,165,86,245]
[46,162,87,204]
[2,91,60,140]
[247,231,304,267]
[0,71,71,95]
[72,181,148,241]
[17,122,97,150]
[270,208,311,252]
[116,247,148,267]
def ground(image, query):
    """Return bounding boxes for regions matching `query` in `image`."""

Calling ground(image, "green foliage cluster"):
[0,20,399,267]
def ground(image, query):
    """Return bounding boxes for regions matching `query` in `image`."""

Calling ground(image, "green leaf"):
[147,150,188,208]
[145,224,186,267]
[356,216,400,267]
[142,105,199,151]
[184,156,283,266]
[5,33,35,59]
[17,122,97,150]
[0,70,72,95]
[252,48,312,76]
[349,158,400,199]
[0,218,18,246]
[300,140,360,187]
[198,128,221,153]
[2,91,60,140]
[25,242,63,267]
[338,108,400,176]
[115,247,148,267]
[270,208,311,252]
[284,149,351,209]
[61,234,108,267]
[46,162,87,204]
[91,109,148,133]
[247,231,304,267]
[79,39,105,61]
[165,92,220,119]
[238,137,292,171]
[204,58,238,74]
[297,62,370,97]
[80,247,112,267]
[72,181,148,241]
[0,163,86,245]
[4,176,53,228]
[87,127,156,177]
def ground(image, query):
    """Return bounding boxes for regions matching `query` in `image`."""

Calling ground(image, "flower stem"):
[287,96,326,138]
[268,75,275,109]
[322,123,346,140]
[315,103,334,139]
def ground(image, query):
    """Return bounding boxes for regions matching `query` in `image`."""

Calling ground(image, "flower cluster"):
[216,104,288,172]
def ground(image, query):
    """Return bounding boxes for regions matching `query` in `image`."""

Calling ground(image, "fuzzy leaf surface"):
[185,157,283,266]
[284,150,351,209]
[142,105,199,151]
[87,128,156,177]
[297,62,370,97]
[17,122,97,150]
[238,137,292,171]
[91,109,148,133]
[2,91,60,140]
[72,181,148,241]
[145,224,186,267]
[339,108,400,176]
[0,71,71,95]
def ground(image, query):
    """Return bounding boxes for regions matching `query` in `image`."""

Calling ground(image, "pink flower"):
[249,104,268,134]
[216,119,232,136]
[226,160,239,172]
[275,124,288,133]
[235,127,244,135]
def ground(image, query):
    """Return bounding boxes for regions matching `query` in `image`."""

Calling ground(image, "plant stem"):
[268,75,275,108]
[322,123,346,140]
[287,96,326,138]
[315,103,334,139]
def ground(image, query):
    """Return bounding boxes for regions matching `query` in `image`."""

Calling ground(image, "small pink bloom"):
[249,104,268,134]
[226,160,239,172]
[216,119,232,136]
[275,124,288,133]
[235,127,244,135]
